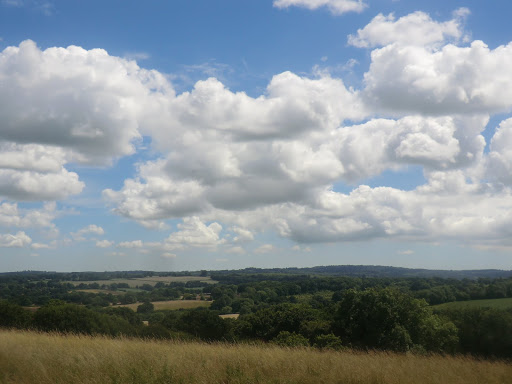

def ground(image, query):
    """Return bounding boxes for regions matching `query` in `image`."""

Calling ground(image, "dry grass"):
[112,300,212,311]
[219,314,240,319]
[0,329,510,384]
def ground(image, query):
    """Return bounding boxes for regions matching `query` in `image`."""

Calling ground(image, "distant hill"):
[2,265,511,280]
[210,265,512,280]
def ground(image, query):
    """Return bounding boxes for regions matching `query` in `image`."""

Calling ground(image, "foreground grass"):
[433,297,512,310]
[1,330,511,384]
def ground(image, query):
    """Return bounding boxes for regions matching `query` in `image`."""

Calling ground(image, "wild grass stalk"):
[0,329,509,384]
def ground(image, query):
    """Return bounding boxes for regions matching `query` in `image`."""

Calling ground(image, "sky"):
[1,0,512,272]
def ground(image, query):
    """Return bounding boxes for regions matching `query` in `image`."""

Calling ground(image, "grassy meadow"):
[0,330,510,384]
[112,300,212,311]
[433,297,512,310]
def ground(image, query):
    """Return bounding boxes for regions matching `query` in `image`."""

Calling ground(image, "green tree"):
[333,288,458,353]
[0,300,32,329]
[137,301,155,314]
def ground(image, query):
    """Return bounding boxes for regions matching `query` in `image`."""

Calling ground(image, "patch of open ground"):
[433,297,512,310]
[112,300,212,311]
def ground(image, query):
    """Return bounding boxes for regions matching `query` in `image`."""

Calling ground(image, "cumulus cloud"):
[0,201,58,229]
[487,118,512,185]
[363,40,512,115]
[31,242,51,249]
[96,239,113,248]
[273,0,366,15]
[0,40,172,201]
[0,40,169,164]
[164,217,224,248]
[71,224,104,241]
[231,227,254,243]
[0,231,31,247]
[348,9,468,48]
[104,71,365,225]
[118,240,143,248]
[5,5,512,257]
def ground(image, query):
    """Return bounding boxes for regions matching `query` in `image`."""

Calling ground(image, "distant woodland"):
[1,265,512,359]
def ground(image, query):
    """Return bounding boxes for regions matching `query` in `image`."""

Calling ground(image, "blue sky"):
[1,0,512,272]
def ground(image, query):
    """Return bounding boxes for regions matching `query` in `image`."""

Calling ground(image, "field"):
[112,300,211,311]
[1,330,510,384]
[75,289,126,295]
[65,275,216,288]
[433,297,512,310]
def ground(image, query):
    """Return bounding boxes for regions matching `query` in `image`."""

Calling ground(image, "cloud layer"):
[3,8,512,256]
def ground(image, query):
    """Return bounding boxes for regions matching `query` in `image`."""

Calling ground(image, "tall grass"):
[0,329,510,384]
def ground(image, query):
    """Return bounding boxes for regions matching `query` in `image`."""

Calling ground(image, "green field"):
[1,329,510,384]
[65,275,216,288]
[112,300,212,311]
[433,297,512,310]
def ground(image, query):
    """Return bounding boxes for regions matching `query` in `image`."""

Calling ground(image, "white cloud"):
[0,201,55,227]
[4,10,512,258]
[231,227,254,242]
[118,240,143,248]
[165,217,224,248]
[0,40,173,201]
[96,239,113,248]
[273,0,366,15]
[363,40,512,115]
[161,252,177,259]
[0,40,165,164]
[30,241,57,249]
[0,167,83,201]
[487,118,512,185]
[348,9,468,48]
[0,231,31,247]
[103,71,366,224]
[398,250,415,255]
[71,224,104,241]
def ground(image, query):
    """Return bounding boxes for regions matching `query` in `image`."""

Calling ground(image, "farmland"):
[113,300,211,311]
[433,297,512,310]
[65,275,216,288]
[1,329,510,384]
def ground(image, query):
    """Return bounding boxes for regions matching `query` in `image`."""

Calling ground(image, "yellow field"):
[219,313,240,319]
[0,330,510,384]
[65,275,216,288]
[112,300,212,311]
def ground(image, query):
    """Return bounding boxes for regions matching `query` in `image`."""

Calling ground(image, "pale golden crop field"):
[112,300,212,311]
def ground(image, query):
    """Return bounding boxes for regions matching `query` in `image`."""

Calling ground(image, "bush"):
[313,333,344,350]
[272,331,309,347]
[137,301,154,314]
[0,301,32,329]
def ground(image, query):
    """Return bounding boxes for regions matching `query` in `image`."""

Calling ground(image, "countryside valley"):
[1,265,512,383]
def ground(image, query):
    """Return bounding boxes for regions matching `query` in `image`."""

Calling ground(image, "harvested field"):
[112,300,211,311]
